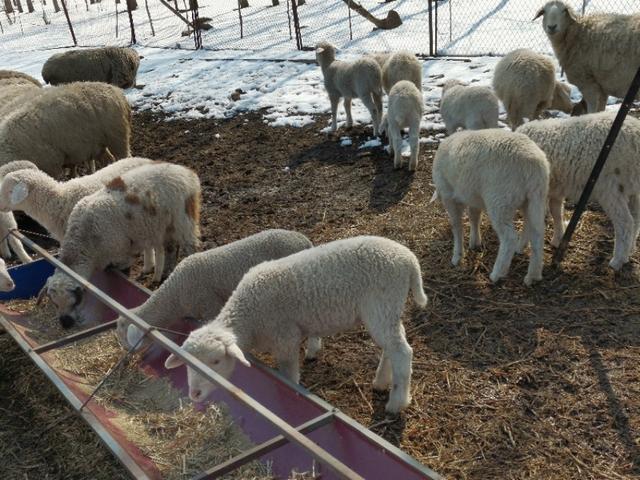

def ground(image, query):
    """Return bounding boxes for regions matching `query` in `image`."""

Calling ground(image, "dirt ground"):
[2,109,640,479]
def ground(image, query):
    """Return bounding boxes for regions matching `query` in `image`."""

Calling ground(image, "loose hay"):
[48,330,272,479]
[4,297,81,344]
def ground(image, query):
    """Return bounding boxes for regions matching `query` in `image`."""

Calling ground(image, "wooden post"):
[237,0,243,38]
[291,0,302,49]
[126,0,136,44]
[60,0,77,45]
[427,0,433,56]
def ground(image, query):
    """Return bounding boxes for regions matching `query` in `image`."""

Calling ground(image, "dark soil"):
[2,110,640,479]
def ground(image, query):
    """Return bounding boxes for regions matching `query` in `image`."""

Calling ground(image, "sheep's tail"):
[409,257,428,308]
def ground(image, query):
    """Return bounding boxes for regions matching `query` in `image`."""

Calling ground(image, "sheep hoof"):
[489,271,503,283]
[385,395,410,414]
[609,258,627,271]
[469,241,482,251]
[372,379,391,391]
[451,255,462,266]
[524,273,541,286]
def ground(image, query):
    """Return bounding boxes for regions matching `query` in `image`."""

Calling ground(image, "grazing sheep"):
[316,42,384,135]
[432,129,550,285]
[0,258,15,292]
[45,162,201,328]
[0,70,42,88]
[42,47,140,88]
[379,80,423,171]
[369,51,422,94]
[440,79,499,134]
[118,229,318,355]
[0,82,131,177]
[164,235,427,414]
[493,48,574,130]
[518,112,640,270]
[534,1,640,113]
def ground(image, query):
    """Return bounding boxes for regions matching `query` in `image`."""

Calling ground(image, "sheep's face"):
[535,1,574,37]
[46,273,85,328]
[315,42,336,66]
[164,333,250,403]
[0,259,15,292]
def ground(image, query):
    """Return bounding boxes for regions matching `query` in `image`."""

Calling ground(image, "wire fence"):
[0,0,637,56]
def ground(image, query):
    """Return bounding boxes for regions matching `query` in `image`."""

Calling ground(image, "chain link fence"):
[0,0,637,56]
[435,0,637,56]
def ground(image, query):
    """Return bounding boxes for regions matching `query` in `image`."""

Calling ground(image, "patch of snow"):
[340,137,353,147]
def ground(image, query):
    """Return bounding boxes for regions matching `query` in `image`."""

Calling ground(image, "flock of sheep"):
[0,0,639,415]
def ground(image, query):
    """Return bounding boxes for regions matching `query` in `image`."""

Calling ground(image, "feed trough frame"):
[0,231,441,480]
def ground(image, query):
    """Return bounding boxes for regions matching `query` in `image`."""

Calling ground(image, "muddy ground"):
[2,110,640,479]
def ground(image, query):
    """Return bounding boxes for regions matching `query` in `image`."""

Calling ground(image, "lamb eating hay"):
[518,112,640,270]
[493,48,573,130]
[439,79,499,134]
[45,162,201,328]
[432,129,550,286]
[534,1,640,113]
[42,47,140,88]
[165,235,427,414]
[379,80,423,171]
[0,82,131,177]
[118,229,321,359]
[316,42,384,136]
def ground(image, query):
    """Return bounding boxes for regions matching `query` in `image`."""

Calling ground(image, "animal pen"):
[0,231,442,479]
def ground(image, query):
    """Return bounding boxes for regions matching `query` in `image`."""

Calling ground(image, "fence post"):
[291,0,302,50]
[126,0,136,44]
[553,65,640,265]
[190,0,202,49]
[60,0,77,46]
[427,0,433,56]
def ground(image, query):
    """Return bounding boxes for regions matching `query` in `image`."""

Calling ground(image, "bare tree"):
[271,0,279,5]
[239,0,248,8]
[26,0,34,12]
[126,0,136,10]
[4,0,13,13]
[51,0,59,12]
[14,0,24,13]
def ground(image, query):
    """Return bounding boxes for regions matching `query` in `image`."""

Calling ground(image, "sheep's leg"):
[628,194,640,246]
[582,84,607,113]
[524,201,546,286]
[359,93,379,136]
[442,198,465,266]
[142,248,155,274]
[372,91,383,135]
[391,126,403,169]
[0,239,11,259]
[276,342,301,384]
[372,350,392,390]
[151,247,165,283]
[89,159,96,173]
[507,104,523,131]
[486,205,518,283]
[468,207,482,250]
[549,196,566,248]
[162,242,178,279]
[344,97,353,128]
[8,236,32,264]
[304,336,323,360]
[329,95,340,132]
[516,206,529,254]
[599,194,634,270]
[407,122,420,171]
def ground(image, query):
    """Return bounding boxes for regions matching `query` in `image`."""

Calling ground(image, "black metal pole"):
[126,0,136,44]
[434,0,437,55]
[553,65,640,265]
[60,0,77,46]
[291,0,302,50]
[427,0,433,57]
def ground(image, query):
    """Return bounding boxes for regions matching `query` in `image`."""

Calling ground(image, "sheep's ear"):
[564,6,577,21]
[164,353,185,369]
[315,47,324,54]
[226,343,250,367]
[532,8,545,21]
[127,324,144,348]
[10,181,29,205]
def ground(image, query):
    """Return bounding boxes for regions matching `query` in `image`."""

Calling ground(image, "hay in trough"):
[48,329,273,479]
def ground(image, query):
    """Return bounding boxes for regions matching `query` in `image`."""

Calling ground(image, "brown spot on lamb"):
[185,193,201,223]
[106,176,127,191]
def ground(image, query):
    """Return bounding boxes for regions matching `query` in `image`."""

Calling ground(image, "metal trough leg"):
[193,411,336,480]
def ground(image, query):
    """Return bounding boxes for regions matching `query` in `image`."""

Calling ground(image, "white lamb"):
[379,80,423,171]
[518,112,640,270]
[0,161,38,263]
[164,235,427,414]
[118,230,320,358]
[432,129,550,285]
[493,48,574,130]
[0,157,153,242]
[369,51,422,94]
[45,162,201,328]
[316,42,384,136]
[440,79,499,134]
[534,1,640,113]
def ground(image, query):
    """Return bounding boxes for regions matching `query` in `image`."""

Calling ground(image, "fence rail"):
[0,0,636,56]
